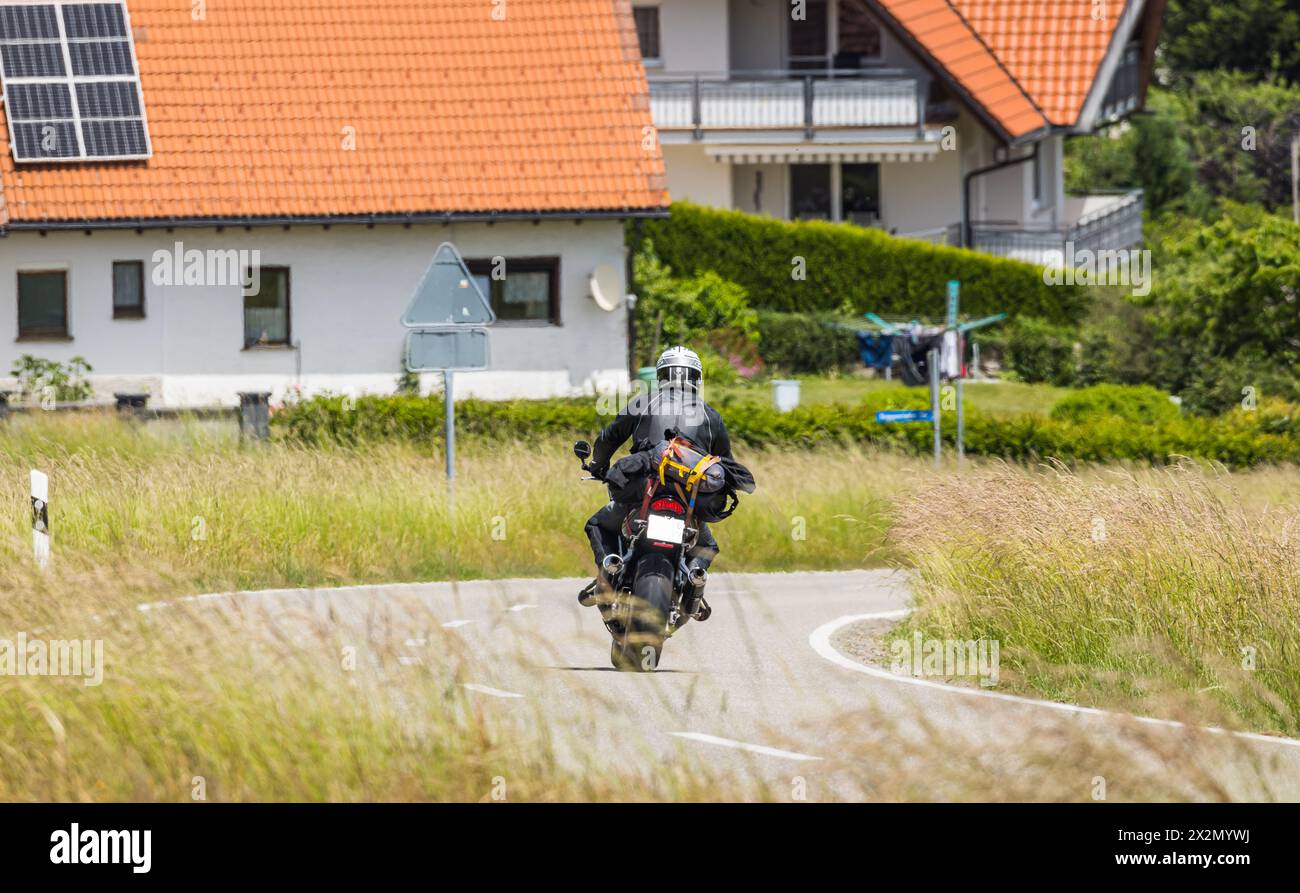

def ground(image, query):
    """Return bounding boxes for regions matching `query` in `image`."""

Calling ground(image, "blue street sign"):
[876,410,934,424]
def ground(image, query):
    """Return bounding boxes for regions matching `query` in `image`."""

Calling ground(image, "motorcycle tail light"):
[650,498,685,515]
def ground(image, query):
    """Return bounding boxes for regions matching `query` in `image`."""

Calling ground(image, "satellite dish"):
[589,264,622,312]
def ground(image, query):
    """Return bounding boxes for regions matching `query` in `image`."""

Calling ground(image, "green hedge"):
[273,392,1300,469]
[755,311,860,373]
[1050,384,1182,425]
[635,202,1086,327]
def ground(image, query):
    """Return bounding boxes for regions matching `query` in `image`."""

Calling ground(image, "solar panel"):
[0,1,150,162]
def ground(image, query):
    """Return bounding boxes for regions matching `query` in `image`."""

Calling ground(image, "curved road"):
[162,570,1300,801]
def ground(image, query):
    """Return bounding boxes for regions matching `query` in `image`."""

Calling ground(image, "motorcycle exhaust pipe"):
[683,565,708,615]
[601,554,624,578]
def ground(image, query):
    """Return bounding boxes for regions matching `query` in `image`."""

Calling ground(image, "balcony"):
[648,69,930,140]
[969,190,1145,267]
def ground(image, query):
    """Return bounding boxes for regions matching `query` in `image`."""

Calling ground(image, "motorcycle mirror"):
[573,441,592,459]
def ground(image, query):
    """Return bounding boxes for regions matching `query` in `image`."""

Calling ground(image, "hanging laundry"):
[895,332,944,386]
[855,331,893,370]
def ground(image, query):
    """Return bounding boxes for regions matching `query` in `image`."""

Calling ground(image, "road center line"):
[670,732,822,762]
[809,611,1300,752]
[507,604,537,612]
[461,683,525,699]
[441,620,473,628]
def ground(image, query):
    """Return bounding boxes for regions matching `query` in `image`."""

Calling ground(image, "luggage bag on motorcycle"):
[654,437,725,494]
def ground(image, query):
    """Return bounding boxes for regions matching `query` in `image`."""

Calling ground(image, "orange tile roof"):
[0,0,668,226]
[951,0,1127,125]
[874,0,1050,139]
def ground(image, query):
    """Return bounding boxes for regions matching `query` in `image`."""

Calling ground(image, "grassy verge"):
[2,414,1297,800]
[713,376,1071,417]
[890,463,1300,738]
[0,413,902,599]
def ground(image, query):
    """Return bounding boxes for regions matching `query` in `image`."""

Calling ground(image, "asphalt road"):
[161,570,1300,801]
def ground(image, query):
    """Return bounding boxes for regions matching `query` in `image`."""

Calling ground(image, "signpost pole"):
[928,347,941,467]
[444,370,455,502]
[947,280,963,462]
[956,375,965,462]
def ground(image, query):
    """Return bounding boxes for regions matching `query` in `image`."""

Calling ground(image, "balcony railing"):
[648,69,928,139]
[969,190,1144,267]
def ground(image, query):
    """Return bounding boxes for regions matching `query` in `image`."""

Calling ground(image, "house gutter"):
[961,140,1040,248]
[0,207,669,236]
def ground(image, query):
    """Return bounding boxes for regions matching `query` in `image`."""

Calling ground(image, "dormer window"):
[0,1,150,162]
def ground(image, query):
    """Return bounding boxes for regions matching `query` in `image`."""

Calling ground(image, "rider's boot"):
[578,554,622,607]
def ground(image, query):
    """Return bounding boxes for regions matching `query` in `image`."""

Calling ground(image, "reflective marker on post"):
[31,470,49,569]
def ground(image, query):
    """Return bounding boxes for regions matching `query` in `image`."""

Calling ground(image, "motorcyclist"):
[578,346,732,612]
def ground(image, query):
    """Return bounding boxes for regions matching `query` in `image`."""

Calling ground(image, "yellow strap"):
[685,454,720,488]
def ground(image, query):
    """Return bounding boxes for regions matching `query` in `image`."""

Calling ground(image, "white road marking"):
[398,656,423,666]
[507,604,537,612]
[440,620,473,629]
[670,732,822,762]
[809,611,1300,752]
[461,683,524,699]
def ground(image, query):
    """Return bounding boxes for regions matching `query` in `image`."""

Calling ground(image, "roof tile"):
[0,0,668,224]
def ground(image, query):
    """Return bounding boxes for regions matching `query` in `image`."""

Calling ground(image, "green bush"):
[631,240,758,369]
[274,392,1300,469]
[9,354,95,403]
[1050,384,1182,425]
[635,202,1086,327]
[1005,318,1076,386]
[755,311,860,373]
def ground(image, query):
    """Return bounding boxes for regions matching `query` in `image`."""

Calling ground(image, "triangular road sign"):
[401,242,496,327]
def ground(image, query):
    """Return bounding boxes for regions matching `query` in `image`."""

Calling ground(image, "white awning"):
[705,144,939,164]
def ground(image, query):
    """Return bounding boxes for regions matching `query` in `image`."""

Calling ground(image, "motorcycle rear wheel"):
[610,554,673,672]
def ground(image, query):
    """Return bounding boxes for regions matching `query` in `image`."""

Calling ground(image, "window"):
[243,267,290,347]
[835,2,882,66]
[841,163,881,225]
[790,163,880,224]
[790,164,832,220]
[467,258,559,325]
[632,6,660,61]
[112,260,144,318]
[17,270,68,339]
[787,0,829,71]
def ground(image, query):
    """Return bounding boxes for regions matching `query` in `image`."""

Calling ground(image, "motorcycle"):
[574,440,710,672]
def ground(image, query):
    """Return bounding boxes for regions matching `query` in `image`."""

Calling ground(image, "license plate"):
[645,513,685,544]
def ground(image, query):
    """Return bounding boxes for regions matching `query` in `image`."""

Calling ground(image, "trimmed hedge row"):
[273,392,1300,469]
[755,311,860,373]
[635,202,1086,327]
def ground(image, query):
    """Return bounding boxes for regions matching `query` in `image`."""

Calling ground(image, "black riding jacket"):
[589,384,733,478]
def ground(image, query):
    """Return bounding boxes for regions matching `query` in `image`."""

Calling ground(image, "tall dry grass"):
[0,413,903,600]
[892,461,1300,737]
[1,413,1297,801]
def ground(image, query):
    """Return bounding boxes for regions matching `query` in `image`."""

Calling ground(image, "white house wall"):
[647,0,729,71]
[731,161,790,218]
[662,144,735,207]
[0,221,630,406]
